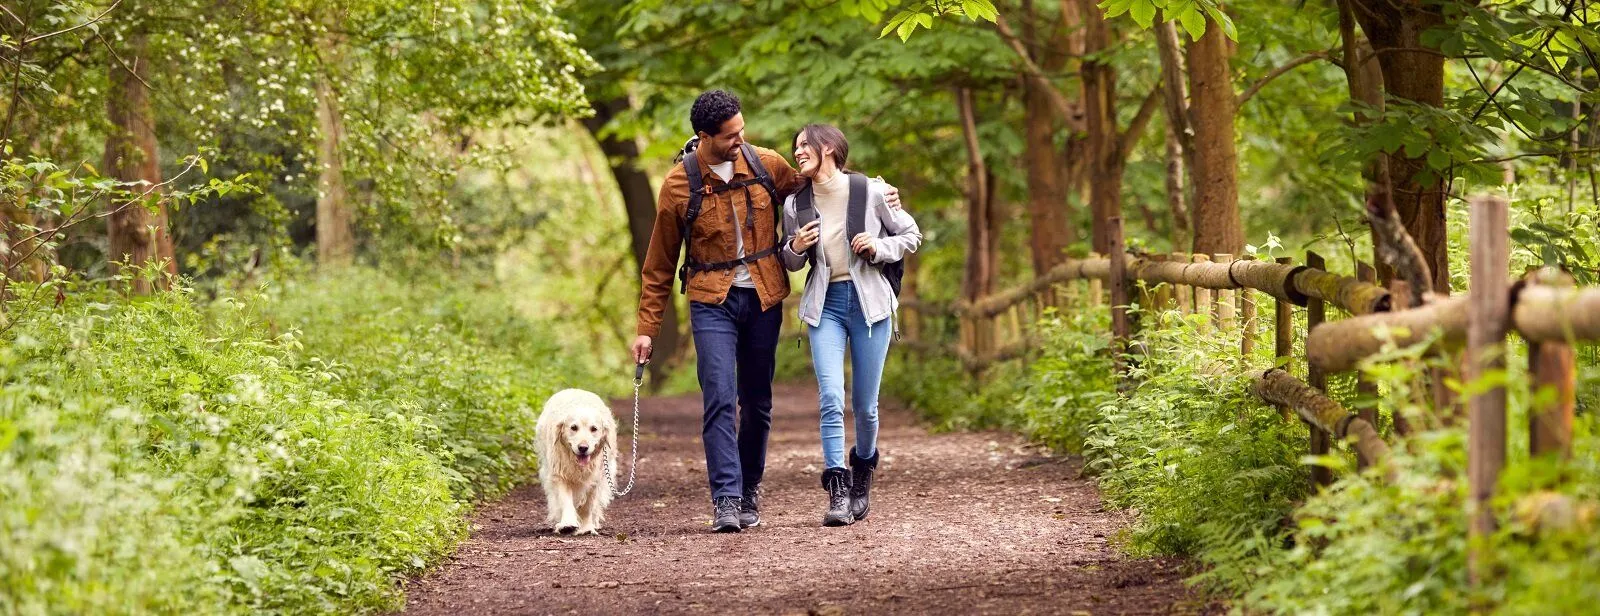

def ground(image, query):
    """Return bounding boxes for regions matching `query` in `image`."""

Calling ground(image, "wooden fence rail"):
[897,195,1583,592]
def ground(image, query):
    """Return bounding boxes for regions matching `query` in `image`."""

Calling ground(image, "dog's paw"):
[555,524,579,535]
[576,525,599,536]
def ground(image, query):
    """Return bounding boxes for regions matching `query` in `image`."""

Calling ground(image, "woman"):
[780,124,922,527]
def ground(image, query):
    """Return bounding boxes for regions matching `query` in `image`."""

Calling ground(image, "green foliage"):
[880,0,997,41]
[1097,0,1235,40]
[905,287,1600,613]
[250,269,577,500]
[0,268,571,614]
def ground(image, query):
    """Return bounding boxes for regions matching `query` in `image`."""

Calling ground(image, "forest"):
[2,0,1598,613]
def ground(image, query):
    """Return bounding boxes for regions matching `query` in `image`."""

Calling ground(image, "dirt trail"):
[403,384,1207,615]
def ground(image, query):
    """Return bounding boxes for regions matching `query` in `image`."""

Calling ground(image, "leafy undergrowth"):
[891,303,1600,613]
[0,269,577,614]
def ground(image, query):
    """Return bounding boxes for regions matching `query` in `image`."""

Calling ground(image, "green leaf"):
[1129,0,1157,28]
[1425,148,1449,169]
[960,0,999,21]
[879,9,913,39]
[1099,0,1136,19]
[1177,6,1206,40]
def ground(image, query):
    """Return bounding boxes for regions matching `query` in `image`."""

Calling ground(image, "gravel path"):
[402,384,1208,615]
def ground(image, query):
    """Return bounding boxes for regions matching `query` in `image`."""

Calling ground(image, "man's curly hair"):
[691,90,742,137]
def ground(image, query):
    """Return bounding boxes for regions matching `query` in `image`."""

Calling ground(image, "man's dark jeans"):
[688,287,782,500]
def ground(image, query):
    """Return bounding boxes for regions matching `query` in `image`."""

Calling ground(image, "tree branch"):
[1475,147,1600,164]
[993,12,1081,132]
[20,0,121,45]
[1117,85,1163,154]
[1237,51,1332,107]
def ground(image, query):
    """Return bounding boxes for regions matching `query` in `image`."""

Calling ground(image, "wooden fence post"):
[1528,267,1576,460]
[1174,252,1193,315]
[1214,253,1236,330]
[1153,254,1174,311]
[1089,252,1105,307]
[1354,261,1380,439]
[1192,254,1213,331]
[1109,219,1130,386]
[1306,250,1331,487]
[1467,195,1510,586]
[1273,256,1294,420]
[1387,278,1415,437]
[1240,256,1257,358]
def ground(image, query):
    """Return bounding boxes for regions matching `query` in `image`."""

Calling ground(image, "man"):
[630,89,899,532]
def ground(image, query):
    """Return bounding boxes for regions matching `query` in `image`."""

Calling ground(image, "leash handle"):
[634,362,646,384]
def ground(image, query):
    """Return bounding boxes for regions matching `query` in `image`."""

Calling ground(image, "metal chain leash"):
[604,363,645,497]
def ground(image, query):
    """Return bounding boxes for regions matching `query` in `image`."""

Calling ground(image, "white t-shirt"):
[709,161,756,289]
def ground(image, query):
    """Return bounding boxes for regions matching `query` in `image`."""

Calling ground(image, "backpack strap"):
[678,150,706,293]
[791,179,819,267]
[674,145,786,294]
[846,172,869,247]
[740,143,779,203]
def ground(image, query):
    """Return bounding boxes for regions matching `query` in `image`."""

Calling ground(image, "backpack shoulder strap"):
[678,150,706,293]
[794,180,817,225]
[683,149,705,229]
[740,143,779,200]
[846,172,869,242]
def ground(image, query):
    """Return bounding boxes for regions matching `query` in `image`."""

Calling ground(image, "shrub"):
[0,268,573,614]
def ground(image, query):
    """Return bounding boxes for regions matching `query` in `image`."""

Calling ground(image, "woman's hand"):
[851,233,877,261]
[791,220,821,252]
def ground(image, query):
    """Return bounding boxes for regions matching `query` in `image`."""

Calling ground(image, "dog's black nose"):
[577,445,590,455]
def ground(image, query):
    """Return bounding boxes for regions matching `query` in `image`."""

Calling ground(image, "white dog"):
[535,389,617,535]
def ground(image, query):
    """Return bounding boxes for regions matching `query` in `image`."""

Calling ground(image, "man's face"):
[697,113,746,164]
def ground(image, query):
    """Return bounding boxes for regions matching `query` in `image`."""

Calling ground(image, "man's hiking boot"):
[821,467,854,527]
[712,496,743,533]
[849,447,879,521]
[739,484,761,528]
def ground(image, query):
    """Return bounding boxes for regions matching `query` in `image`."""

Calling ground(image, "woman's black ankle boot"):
[848,447,878,520]
[821,467,854,526]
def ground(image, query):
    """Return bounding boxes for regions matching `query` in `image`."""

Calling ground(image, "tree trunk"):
[1017,0,1073,274]
[1350,0,1450,292]
[1185,17,1243,255]
[1059,0,1091,222]
[315,74,354,267]
[1162,124,1189,249]
[1080,0,1124,255]
[1024,78,1071,274]
[957,87,993,301]
[1154,21,1192,250]
[1,203,47,283]
[103,33,175,294]
[582,96,682,383]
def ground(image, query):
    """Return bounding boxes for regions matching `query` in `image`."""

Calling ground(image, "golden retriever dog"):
[535,389,617,535]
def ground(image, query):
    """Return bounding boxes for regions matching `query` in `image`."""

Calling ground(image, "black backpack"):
[792,172,905,296]
[676,142,781,293]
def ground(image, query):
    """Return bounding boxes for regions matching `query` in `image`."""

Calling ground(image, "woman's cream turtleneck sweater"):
[811,170,853,282]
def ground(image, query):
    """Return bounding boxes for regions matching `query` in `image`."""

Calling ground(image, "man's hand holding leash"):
[631,335,653,365]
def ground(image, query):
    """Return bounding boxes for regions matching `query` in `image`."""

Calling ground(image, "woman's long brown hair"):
[794,123,850,173]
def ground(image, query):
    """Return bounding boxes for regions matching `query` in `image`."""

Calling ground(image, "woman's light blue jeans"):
[810,281,892,470]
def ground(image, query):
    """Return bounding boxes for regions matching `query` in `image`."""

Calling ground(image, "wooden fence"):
[898,196,1589,584]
